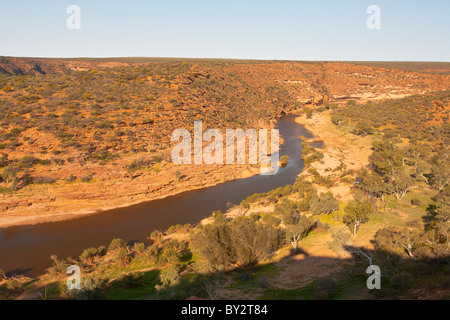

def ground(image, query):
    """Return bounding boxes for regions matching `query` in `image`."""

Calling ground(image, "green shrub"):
[410,198,421,206]
[79,246,107,261]
[33,176,56,184]
[314,279,336,299]
[133,242,146,255]
[108,238,127,251]
[115,272,145,289]
[279,155,290,167]
[18,156,39,168]
[73,276,106,300]
[390,272,413,292]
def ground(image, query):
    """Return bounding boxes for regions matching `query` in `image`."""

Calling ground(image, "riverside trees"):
[332,90,450,201]
[343,199,374,237]
[190,212,278,268]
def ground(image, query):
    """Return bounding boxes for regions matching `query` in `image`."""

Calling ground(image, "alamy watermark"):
[366,265,381,289]
[66,5,81,30]
[171,121,280,175]
[66,265,81,290]
[367,5,381,30]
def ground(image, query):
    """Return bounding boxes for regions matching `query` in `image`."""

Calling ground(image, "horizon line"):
[1,55,450,64]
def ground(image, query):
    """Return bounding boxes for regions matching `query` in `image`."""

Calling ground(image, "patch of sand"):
[295,112,373,200]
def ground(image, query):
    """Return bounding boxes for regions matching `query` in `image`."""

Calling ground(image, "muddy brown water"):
[0,115,318,277]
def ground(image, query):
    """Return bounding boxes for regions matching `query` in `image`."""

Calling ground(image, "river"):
[0,115,316,277]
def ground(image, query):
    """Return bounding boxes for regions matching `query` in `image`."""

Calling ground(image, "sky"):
[0,0,449,61]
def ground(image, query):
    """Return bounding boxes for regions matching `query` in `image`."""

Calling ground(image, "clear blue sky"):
[0,0,449,61]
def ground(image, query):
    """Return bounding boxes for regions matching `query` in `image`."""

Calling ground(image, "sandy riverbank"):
[294,111,373,200]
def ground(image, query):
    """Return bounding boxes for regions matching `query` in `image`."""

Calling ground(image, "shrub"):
[390,272,413,292]
[80,174,93,182]
[314,279,336,299]
[73,276,106,300]
[155,265,181,290]
[33,176,56,184]
[145,245,160,264]
[410,198,421,206]
[133,242,146,255]
[279,155,290,167]
[18,156,39,168]
[2,86,13,92]
[2,165,20,183]
[114,247,130,267]
[108,238,127,251]
[115,272,145,289]
[309,192,339,216]
[66,174,77,182]
[48,254,68,277]
[79,246,107,261]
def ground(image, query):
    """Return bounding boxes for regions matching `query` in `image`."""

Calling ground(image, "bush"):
[314,279,336,299]
[73,276,106,300]
[309,192,339,216]
[145,245,160,264]
[2,165,20,183]
[133,242,146,255]
[390,272,413,292]
[236,272,253,283]
[114,247,130,267]
[279,155,289,167]
[18,156,39,168]
[155,265,181,290]
[66,174,77,182]
[48,254,68,277]
[115,272,145,289]
[410,198,421,206]
[108,238,127,251]
[80,174,93,182]
[33,176,56,184]
[79,246,107,261]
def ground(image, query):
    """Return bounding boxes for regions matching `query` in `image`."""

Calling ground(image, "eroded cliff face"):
[0,56,134,75]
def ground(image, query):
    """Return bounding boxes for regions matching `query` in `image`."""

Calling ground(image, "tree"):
[432,197,450,250]
[195,263,227,300]
[343,200,374,237]
[285,215,314,253]
[331,112,347,126]
[309,192,339,219]
[2,165,19,184]
[388,171,415,200]
[190,222,235,267]
[430,162,450,191]
[358,170,386,200]
[155,265,181,291]
[191,215,278,268]
[328,229,373,265]
[274,199,297,225]
[352,120,374,136]
[370,140,404,175]
[405,142,430,169]
[230,217,278,267]
[372,227,420,258]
